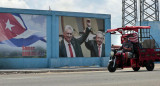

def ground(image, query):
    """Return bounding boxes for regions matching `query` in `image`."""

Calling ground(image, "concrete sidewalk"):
[0,64,160,74]
[0,67,108,74]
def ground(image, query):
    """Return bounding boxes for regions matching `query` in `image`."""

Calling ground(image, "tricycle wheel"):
[146,61,154,71]
[132,67,140,71]
[108,61,116,72]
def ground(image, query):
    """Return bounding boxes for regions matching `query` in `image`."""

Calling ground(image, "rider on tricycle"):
[107,26,158,72]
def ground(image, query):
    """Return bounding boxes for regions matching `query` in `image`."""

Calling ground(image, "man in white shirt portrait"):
[59,20,92,57]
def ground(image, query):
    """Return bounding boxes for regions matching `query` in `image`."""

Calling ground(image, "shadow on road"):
[116,69,160,73]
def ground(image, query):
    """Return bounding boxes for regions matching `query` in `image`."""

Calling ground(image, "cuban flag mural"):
[0,13,46,58]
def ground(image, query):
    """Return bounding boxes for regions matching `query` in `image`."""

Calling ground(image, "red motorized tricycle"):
[107,26,160,72]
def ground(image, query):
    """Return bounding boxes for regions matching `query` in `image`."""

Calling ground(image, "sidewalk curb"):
[0,67,108,74]
[0,64,159,74]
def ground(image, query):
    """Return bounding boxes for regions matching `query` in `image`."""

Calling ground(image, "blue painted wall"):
[0,7,111,69]
[141,21,160,46]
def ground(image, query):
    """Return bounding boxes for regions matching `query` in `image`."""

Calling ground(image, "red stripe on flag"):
[0,13,26,42]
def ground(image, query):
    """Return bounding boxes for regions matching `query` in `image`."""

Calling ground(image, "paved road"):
[0,67,160,86]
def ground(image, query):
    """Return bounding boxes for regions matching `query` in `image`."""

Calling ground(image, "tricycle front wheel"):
[108,61,116,72]
[132,67,140,71]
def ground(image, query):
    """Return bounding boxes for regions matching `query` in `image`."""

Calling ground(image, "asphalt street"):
[0,66,160,86]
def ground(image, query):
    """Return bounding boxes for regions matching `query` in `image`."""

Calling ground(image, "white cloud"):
[40,0,106,13]
[111,34,121,45]
[0,0,29,9]
[0,0,122,28]
[44,0,122,27]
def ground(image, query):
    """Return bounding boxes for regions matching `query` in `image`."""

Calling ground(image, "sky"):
[0,0,123,45]
[0,0,122,28]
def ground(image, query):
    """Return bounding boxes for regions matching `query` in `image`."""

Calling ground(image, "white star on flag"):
[5,19,14,31]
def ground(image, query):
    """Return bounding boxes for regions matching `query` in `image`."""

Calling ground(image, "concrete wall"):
[0,7,111,69]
